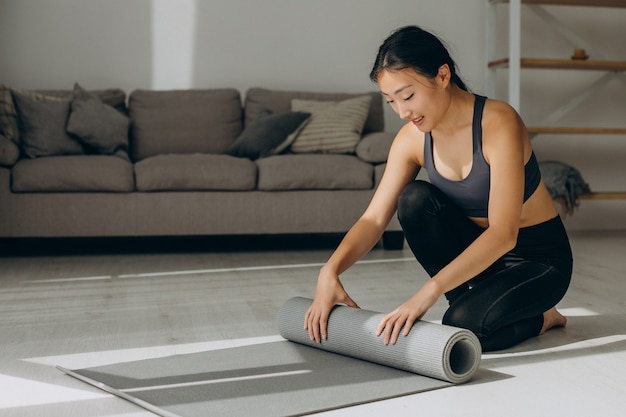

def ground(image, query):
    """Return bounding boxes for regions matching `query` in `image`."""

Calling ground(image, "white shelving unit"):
[486,0,626,200]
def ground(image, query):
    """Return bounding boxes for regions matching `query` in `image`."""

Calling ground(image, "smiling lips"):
[412,115,424,126]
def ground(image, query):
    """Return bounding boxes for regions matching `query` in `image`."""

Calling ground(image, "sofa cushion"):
[11,90,85,158]
[226,111,310,159]
[355,132,395,163]
[0,84,19,143]
[244,88,384,134]
[66,83,130,160]
[290,95,371,154]
[134,154,257,191]
[256,154,373,191]
[0,133,20,167]
[11,155,134,192]
[129,89,242,161]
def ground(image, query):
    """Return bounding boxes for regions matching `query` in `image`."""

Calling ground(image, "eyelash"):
[386,93,414,105]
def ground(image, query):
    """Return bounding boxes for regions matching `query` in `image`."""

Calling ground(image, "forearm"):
[307,217,385,341]
[322,217,388,277]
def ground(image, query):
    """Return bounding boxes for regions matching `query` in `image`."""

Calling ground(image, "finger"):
[381,314,397,345]
[305,308,317,341]
[304,308,311,330]
[376,315,390,337]
[383,320,394,345]
[389,318,404,345]
[402,317,416,337]
[305,308,318,342]
[344,295,360,309]
[319,312,329,341]
[306,314,314,340]
[311,313,321,343]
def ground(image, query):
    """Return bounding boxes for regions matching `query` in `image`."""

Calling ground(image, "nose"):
[396,102,413,121]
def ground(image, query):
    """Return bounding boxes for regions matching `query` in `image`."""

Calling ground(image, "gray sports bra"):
[423,95,541,218]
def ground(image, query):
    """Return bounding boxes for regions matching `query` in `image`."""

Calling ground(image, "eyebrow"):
[381,84,412,96]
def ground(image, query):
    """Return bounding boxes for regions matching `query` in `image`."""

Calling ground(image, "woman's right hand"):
[304,268,359,343]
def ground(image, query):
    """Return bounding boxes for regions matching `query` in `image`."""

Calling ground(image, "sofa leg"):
[382,231,404,250]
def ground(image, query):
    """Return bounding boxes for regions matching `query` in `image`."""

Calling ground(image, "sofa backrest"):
[128,89,242,161]
[37,88,127,114]
[243,88,384,134]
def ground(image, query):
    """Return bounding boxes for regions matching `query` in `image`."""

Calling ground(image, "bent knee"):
[442,307,486,339]
[397,180,438,221]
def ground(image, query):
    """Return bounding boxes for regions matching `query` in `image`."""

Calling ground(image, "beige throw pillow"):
[290,95,371,154]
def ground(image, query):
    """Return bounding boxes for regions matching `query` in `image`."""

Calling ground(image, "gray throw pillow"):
[66,83,130,160]
[0,133,20,167]
[355,132,395,163]
[0,84,19,143]
[226,111,311,159]
[11,90,84,158]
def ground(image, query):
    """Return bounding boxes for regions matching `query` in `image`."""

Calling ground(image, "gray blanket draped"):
[538,160,591,215]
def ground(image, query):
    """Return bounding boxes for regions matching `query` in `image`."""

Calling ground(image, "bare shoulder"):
[389,122,425,166]
[480,98,531,166]
[482,98,526,136]
[481,97,528,148]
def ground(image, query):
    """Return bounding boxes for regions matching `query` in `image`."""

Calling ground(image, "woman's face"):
[377,66,450,132]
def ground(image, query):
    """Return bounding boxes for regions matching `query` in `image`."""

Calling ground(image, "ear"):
[437,64,451,88]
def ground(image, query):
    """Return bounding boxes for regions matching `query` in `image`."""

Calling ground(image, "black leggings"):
[398,181,573,351]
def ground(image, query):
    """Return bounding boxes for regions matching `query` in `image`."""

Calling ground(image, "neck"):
[432,86,474,137]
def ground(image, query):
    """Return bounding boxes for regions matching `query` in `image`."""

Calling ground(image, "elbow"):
[499,227,519,253]
[503,234,518,253]
[487,223,519,253]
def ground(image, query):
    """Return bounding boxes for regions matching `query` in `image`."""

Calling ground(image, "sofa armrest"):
[0,134,20,167]
[355,132,395,164]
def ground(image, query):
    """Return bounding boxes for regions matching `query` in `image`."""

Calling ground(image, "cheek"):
[420,91,445,117]
[409,96,429,117]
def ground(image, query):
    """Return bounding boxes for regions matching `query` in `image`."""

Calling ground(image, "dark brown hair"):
[370,25,468,91]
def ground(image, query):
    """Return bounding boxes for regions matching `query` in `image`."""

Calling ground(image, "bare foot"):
[540,307,567,335]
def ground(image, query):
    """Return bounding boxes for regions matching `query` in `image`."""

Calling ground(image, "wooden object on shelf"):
[571,48,589,60]
[527,127,626,135]
[494,0,626,8]
[580,192,626,200]
[488,57,626,71]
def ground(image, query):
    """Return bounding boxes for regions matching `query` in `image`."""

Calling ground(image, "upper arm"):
[483,101,527,238]
[362,123,422,227]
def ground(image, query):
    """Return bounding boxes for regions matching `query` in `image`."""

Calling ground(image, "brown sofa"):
[0,85,403,249]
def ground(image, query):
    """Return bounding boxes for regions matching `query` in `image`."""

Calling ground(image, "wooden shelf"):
[528,127,626,135]
[493,0,626,8]
[580,192,626,200]
[489,1,626,202]
[489,58,626,71]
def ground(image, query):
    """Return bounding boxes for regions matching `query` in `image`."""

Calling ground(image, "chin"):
[412,122,429,133]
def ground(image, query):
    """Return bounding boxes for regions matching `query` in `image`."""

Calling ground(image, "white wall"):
[0,0,623,230]
[0,0,153,91]
[0,0,487,133]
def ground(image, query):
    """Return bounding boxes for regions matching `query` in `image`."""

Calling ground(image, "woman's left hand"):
[376,280,442,345]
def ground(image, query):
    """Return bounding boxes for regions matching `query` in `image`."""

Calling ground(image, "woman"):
[304,26,572,352]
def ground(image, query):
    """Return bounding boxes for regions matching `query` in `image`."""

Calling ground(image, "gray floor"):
[1,230,625,417]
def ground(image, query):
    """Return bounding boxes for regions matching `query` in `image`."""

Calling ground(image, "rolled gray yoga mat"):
[277,297,482,384]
